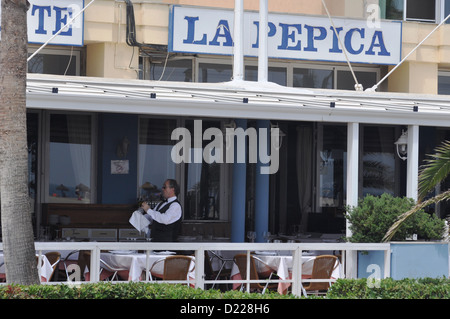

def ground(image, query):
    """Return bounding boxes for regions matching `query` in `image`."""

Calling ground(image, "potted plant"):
[345,193,445,243]
[385,140,450,242]
[345,193,447,279]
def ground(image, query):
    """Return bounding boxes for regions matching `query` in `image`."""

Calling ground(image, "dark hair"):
[166,179,180,196]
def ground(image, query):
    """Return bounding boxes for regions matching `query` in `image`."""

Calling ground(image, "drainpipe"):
[258,0,268,82]
[232,0,244,81]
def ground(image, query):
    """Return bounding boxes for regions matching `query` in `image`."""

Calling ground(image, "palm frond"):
[383,189,450,242]
[418,140,450,201]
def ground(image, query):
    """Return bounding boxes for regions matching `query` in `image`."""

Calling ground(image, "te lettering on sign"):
[0,0,85,46]
[28,0,85,46]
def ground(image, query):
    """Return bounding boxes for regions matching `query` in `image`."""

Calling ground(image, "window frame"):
[404,0,438,23]
[382,0,443,23]
[438,70,450,94]
[28,46,82,76]
[143,55,380,91]
[145,56,195,82]
[42,111,97,204]
[137,115,231,222]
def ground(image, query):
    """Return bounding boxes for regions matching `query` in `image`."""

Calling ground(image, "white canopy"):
[26,73,450,128]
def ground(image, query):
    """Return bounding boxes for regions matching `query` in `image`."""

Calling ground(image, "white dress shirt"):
[144,196,182,225]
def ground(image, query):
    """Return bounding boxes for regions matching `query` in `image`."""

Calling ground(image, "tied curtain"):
[296,126,313,233]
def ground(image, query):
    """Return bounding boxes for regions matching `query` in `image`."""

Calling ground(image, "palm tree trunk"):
[0,0,40,285]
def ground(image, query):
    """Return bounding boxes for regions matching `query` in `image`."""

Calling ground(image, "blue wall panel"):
[357,243,449,279]
[98,113,138,204]
[390,243,449,279]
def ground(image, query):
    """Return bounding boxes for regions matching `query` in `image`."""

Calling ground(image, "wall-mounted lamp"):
[224,120,236,129]
[271,123,286,149]
[116,136,130,158]
[320,150,332,167]
[395,130,408,161]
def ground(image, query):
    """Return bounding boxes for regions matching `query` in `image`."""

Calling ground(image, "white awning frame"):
[26,74,450,128]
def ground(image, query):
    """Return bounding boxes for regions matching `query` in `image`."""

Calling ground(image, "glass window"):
[362,126,396,196]
[382,0,404,20]
[438,74,450,94]
[138,118,177,204]
[382,0,436,22]
[28,48,80,76]
[28,54,77,75]
[184,120,222,220]
[245,66,287,86]
[49,114,92,203]
[406,0,435,22]
[198,63,232,82]
[149,59,193,82]
[27,113,39,212]
[293,68,333,89]
[319,125,347,210]
[337,70,377,91]
[445,0,450,23]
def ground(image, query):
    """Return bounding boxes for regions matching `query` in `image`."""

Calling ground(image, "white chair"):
[44,251,61,281]
[100,258,129,281]
[62,250,80,279]
[208,251,233,277]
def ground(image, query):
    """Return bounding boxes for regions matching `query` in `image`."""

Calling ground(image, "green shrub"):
[327,277,450,299]
[0,282,299,299]
[1,279,448,299]
[345,193,445,242]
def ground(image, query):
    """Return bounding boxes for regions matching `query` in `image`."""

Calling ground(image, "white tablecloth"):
[0,253,54,282]
[100,251,194,281]
[231,253,341,294]
[256,254,340,277]
[41,250,193,282]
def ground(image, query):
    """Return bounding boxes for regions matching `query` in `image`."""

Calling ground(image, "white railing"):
[0,242,391,296]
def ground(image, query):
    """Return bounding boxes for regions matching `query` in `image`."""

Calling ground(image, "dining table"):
[41,249,194,282]
[0,252,54,282]
[230,251,341,294]
[100,250,195,282]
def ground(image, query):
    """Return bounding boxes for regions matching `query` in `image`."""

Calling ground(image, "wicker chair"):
[302,255,338,294]
[149,255,195,284]
[233,253,278,294]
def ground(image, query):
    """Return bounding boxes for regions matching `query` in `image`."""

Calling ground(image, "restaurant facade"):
[3,0,450,243]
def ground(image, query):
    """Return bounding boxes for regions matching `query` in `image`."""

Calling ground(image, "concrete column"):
[233,0,244,81]
[406,125,419,201]
[346,122,359,237]
[258,0,268,82]
[346,122,359,279]
[86,43,139,79]
[255,120,270,242]
[231,119,247,242]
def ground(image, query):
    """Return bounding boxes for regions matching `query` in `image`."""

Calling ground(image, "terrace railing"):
[0,242,391,296]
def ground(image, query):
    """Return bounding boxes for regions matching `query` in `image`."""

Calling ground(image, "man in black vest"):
[141,179,182,242]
